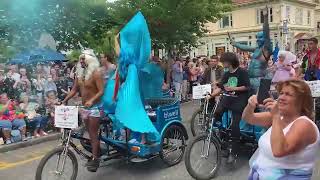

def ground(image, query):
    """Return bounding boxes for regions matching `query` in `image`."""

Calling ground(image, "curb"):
[0,133,61,153]
[0,101,195,153]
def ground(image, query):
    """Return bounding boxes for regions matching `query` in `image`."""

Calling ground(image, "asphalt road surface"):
[1,101,320,180]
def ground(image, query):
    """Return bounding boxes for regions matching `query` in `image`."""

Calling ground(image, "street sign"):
[192,84,212,99]
[305,80,320,98]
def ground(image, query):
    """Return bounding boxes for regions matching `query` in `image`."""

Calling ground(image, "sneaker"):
[5,140,12,145]
[22,135,28,141]
[86,158,100,172]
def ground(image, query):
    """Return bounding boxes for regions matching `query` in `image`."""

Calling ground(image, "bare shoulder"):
[92,69,103,78]
[290,117,318,143]
[291,117,317,132]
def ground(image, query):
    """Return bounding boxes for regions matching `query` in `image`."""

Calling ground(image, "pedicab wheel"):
[190,108,206,137]
[160,125,186,166]
[185,134,221,180]
[35,146,78,180]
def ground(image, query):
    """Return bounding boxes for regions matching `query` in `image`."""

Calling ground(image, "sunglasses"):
[80,57,85,60]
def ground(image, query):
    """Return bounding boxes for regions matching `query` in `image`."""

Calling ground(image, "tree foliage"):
[107,0,232,54]
[0,0,232,62]
[0,0,117,57]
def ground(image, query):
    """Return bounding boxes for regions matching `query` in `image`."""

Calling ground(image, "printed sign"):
[192,84,212,99]
[306,80,320,97]
[55,106,79,129]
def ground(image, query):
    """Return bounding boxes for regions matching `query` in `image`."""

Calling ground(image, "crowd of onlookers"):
[169,37,320,103]
[1,37,319,146]
[0,62,76,145]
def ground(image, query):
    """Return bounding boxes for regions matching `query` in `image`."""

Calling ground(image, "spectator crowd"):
[1,37,319,146]
[169,37,320,103]
[0,62,76,145]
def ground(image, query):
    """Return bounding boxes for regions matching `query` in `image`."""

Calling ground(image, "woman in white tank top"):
[242,79,320,179]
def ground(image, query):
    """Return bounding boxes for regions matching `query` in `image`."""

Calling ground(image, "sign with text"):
[306,80,320,98]
[192,84,212,99]
[55,106,79,129]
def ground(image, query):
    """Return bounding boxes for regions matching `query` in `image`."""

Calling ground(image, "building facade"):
[191,0,320,58]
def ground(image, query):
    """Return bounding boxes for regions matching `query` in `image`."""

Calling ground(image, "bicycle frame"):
[201,93,238,158]
[201,96,221,158]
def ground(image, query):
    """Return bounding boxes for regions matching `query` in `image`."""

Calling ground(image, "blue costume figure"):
[103,12,161,142]
[140,62,164,99]
[230,7,273,93]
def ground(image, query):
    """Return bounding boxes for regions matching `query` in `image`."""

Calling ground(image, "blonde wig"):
[76,50,100,80]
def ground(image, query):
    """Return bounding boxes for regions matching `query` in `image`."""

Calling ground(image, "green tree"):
[107,0,232,55]
[0,0,117,58]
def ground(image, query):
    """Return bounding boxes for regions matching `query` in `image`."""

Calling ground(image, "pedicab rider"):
[62,50,104,172]
[206,52,250,163]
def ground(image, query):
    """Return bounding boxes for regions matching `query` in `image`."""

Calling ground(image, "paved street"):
[1,101,320,180]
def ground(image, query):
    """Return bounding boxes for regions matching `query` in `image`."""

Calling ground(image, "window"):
[307,10,311,25]
[219,14,233,29]
[295,8,303,25]
[269,8,273,22]
[256,7,273,24]
[285,6,291,20]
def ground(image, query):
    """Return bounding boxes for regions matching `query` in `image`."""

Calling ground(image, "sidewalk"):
[0,133,60,153]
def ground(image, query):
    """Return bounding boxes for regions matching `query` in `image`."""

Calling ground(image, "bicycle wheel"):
[35,146,78,180]
[190,108,207,136]
[160,125,186,166]
[185,134,221,180]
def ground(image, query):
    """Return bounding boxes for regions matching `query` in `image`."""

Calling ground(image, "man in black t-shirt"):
[207,52,250,163]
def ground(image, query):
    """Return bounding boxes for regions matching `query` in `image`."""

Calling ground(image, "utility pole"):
[283,19,289,50]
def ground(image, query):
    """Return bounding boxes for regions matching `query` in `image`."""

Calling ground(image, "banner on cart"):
[192,84,212,99]
[55,106,79,129]
[306,80,320,98]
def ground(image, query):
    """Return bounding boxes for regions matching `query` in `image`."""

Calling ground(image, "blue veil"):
[112,12,160,140]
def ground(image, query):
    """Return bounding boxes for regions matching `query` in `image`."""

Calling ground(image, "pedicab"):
[35,12,188,180]
[185,90,265,180]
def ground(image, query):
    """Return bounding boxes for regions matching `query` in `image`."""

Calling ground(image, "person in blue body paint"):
[229,6,273,94]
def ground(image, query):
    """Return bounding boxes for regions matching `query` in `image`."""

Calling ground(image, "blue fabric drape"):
[140,63,164,99]
[115,64,160,138]
[102,11,160,140]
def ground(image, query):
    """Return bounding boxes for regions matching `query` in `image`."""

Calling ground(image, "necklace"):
[230,67,239,73]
